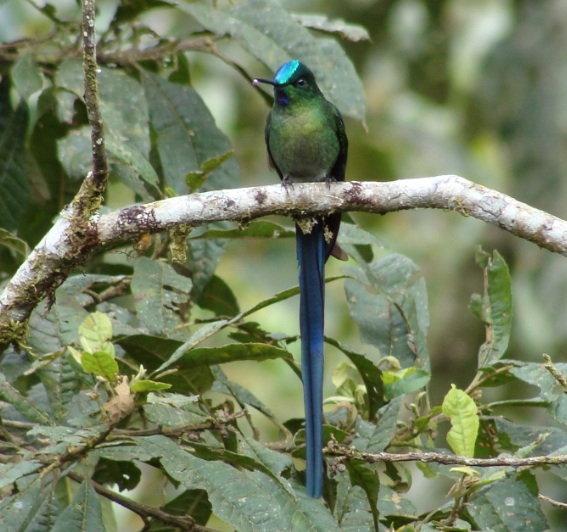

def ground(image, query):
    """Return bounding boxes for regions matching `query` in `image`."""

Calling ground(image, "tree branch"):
[326,439,567,467]
[81,0,109,200]
[2,175,567,354]
[66,470,215,531]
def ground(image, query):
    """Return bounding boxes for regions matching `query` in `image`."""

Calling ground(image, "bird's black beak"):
[253,78,277,87]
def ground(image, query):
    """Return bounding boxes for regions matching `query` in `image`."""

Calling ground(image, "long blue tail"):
[296,221,326,498]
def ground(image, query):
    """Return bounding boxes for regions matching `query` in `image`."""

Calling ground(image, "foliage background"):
[1,0,567,530]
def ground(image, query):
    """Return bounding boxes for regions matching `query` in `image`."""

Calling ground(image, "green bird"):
[254,60,348,498]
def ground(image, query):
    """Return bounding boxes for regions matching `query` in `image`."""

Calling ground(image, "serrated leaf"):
[79,312,113,353]
[0,372,53,425]
[36,351,85,423]
[467,473,548,532]
[0,473,59,530]
[0,80,30,230]
[211,366,280,423]
[345,254,430,370]
[137,435,339,531]
[131,257,192,335]
[28,292,88,355]
[51,480,105,532]
[335,473,377,530]
[470,248,513,367]
[343,460,380,530]
[142,72,238,196]
[55,60,156,194]
[178,0,365,120]
[352,396,402,453]
[377,484,416,518]
[241,436,293,477]
[12,52,43,101]
[81,351,119,381]
[442,385,479,458]
[291,14,370,42]
[165,342,294,369]
[0,460,42,489]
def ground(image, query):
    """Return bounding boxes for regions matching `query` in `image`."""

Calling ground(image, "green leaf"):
[178,0,365,121]
[28,292,88,355]
[470,248,513,367]
[12,53,43,101]
[142,72,239,196]
[137,435,339,531]
[51,480,105,532]
[159,489,212,526]
[130,257,192,335]
[442,385,479,458]
[170,342,294,368]
[79,312,114,354]
[36,351,86,423]
[0,227,30,259]
[345,253,430,369]
[0,460,42,489]
[0,372,53,425]
[383,367,431,400]
[343,460,380,530]
[81,351,119,381]
[335,473,377,530]
[186,229,231,299]
[211,366,280,424]
[118,334,215,394]
[291,14,370,42]
[0,474,59,530]
[55,60,157,194]
[186,150,235,192]
[467,472,548,532]
[197,274,240,316]
[130,379,172,392]
[0,80,30,230]
[377,484,416,518]
[196,220,295,240]
[352,396,402,453]
[144,392,208,428]
[325,338,385,419]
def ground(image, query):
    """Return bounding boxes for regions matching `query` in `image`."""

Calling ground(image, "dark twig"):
[66,470,216,531]
[80,0,109,205]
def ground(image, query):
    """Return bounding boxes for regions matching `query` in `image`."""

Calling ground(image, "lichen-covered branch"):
[325,439,567,468]
[2,175,567,354]
[80,0,108,202]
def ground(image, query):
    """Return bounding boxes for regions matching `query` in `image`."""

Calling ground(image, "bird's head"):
[253,60,322,106]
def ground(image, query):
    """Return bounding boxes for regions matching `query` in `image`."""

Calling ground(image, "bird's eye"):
[296,78,306,87]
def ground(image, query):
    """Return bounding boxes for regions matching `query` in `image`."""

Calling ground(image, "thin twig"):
[82,0,108,196]
[66,470,216,531]
[539,493,567,509]
[326,439,567,467]
[543,353,567,392]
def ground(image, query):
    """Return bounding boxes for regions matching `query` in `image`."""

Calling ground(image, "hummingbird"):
[254,60,348,498]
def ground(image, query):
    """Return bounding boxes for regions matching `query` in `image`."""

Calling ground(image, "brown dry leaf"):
[104,376,135,423]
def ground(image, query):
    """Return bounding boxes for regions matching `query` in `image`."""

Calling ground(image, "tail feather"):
[296,220,326,498]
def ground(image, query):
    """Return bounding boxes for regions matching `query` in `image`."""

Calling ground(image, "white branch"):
[1,175,567,350]
[96,176,567,254]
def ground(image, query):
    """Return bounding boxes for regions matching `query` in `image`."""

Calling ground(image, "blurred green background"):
[2,0,567,528]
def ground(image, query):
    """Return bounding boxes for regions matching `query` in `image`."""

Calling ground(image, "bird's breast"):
[268,106,339,182]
